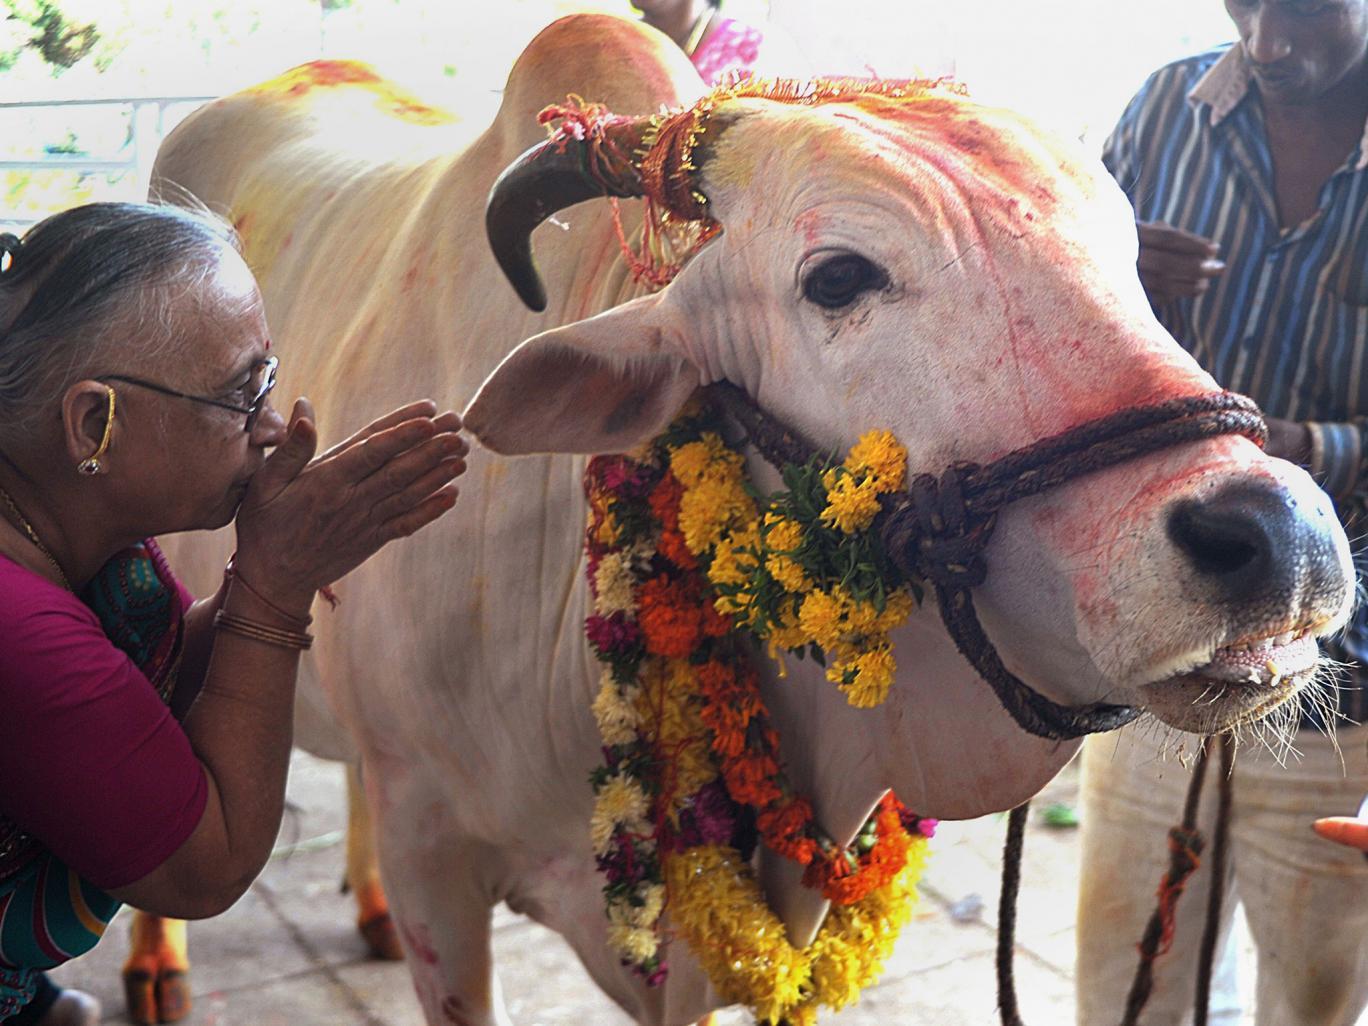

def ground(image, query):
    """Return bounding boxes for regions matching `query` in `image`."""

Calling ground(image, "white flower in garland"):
[594,550,637,615]
[608,922,660,964]
[592,669,640,746]
[590,774,651,856]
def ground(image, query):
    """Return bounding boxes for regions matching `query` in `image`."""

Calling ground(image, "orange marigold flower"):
[637,575,704,658]
[758,799,814,854]
[724,756,783,807]
[657,524,697,570]
[649,472,684,527]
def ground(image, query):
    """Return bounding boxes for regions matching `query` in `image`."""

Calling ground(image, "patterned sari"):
[0,540,185,1018]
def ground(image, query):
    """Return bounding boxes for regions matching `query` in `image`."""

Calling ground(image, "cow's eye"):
[802,253,887,309]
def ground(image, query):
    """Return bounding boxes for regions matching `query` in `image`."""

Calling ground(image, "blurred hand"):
[1264,417,1311,465]
[232,398,467,614]
[1313,816,1368,853]
[1136,222,1225,305]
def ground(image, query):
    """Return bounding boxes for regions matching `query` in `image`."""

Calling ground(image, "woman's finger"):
[322,417,443,483]
[348,431,466,503]
[368,458,466,525]
[318,400,440,460]
[380,484,460,540]
[242,405,319,507]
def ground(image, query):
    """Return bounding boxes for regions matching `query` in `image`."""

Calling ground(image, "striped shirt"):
[1103,43,1368,727]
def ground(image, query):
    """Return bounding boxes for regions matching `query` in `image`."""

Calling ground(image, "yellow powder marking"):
[246,60,456,126]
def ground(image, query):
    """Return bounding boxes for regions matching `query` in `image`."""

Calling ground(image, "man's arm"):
[1306,420,1367,506]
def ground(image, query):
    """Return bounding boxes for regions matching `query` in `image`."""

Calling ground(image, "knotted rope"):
[707,383,1267,739]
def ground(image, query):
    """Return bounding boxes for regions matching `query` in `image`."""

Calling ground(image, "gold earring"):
[77,387,116,476]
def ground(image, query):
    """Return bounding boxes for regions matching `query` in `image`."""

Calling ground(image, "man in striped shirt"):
[1076,3,1368,1024]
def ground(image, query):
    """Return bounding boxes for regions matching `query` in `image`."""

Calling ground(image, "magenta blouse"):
[0,550,207,890]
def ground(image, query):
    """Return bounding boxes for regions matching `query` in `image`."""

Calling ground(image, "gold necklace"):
[0,482,71,590]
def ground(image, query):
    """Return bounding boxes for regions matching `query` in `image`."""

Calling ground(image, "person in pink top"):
[0,202,467,1025]
[634,0,766,85]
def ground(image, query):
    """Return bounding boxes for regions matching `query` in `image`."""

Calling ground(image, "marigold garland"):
[583,400,936,1023]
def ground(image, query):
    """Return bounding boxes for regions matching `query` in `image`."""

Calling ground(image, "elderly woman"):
[0,202,466,1025]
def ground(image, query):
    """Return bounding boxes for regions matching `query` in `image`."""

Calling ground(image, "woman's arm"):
[110,577,306,918]
[170,586,225,722]
[107,400,465,919]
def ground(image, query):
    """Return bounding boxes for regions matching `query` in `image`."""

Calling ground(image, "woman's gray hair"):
[0,200,241,427]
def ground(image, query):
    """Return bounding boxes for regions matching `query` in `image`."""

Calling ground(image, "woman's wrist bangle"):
[224,554,313,628]
[213,610,313,650]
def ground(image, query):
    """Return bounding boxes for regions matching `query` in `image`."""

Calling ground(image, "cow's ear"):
[464,294,700,455]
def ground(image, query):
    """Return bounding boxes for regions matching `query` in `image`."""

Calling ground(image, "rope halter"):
[706,383,1268,740]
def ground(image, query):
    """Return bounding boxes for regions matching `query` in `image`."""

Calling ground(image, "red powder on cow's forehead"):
[835,94,1073,216]
[247,60,455,126]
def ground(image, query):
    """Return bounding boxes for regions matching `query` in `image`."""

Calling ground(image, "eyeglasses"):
[101,355,278,433]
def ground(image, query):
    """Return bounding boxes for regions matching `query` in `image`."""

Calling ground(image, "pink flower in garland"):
[673,781,738,849]
[586,612,642,656]
[898,808,938,839]
[596,456,652,497]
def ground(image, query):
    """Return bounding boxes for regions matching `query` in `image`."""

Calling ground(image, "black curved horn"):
[485,131,647,313]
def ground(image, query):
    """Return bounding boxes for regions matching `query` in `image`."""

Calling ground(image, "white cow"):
[148,14,1353,1026]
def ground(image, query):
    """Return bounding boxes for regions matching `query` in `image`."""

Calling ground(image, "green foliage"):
[1,0,99,72]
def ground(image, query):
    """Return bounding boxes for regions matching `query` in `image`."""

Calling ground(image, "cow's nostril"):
[1168,506,1262,576]
[1166,483,1292,602]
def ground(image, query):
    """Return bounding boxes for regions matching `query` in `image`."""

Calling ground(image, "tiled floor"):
[50,750,1250,1025]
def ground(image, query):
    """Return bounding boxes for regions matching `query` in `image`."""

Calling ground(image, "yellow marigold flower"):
[763,514,805,554]
[707,528,758,588]
[838,645,897,708]
[668,439,712,488]
[679,474,753,554]
[798,588,848,650]
[669,432,740,489]
[765,553,812,595]
[847,429,907,492]
[642,662,714,795]
[820,473,882,534]
[593,551,636,616]
[875,590,916,632]
[714,591,756,625]
[768,603,809,651]
[595,509,621,546]
[844,597,882,636]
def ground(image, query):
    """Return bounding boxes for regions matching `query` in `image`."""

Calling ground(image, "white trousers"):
[1076,723,1368,1026]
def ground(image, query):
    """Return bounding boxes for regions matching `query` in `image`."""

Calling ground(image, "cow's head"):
[466,81,1355,739]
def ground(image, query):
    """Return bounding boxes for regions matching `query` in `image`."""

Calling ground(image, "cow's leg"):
[1075,730,1241,1025]
[345,762,404,960]
[1235,723,1368,1026]
[363,769,509,1026]
[121,913,191,1025]
[384,844,508,1026]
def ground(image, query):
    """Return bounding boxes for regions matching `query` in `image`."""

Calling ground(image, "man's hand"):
[1314,816,1368,853]
[1264,417,1311,465]
[1136,222,1225,305]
